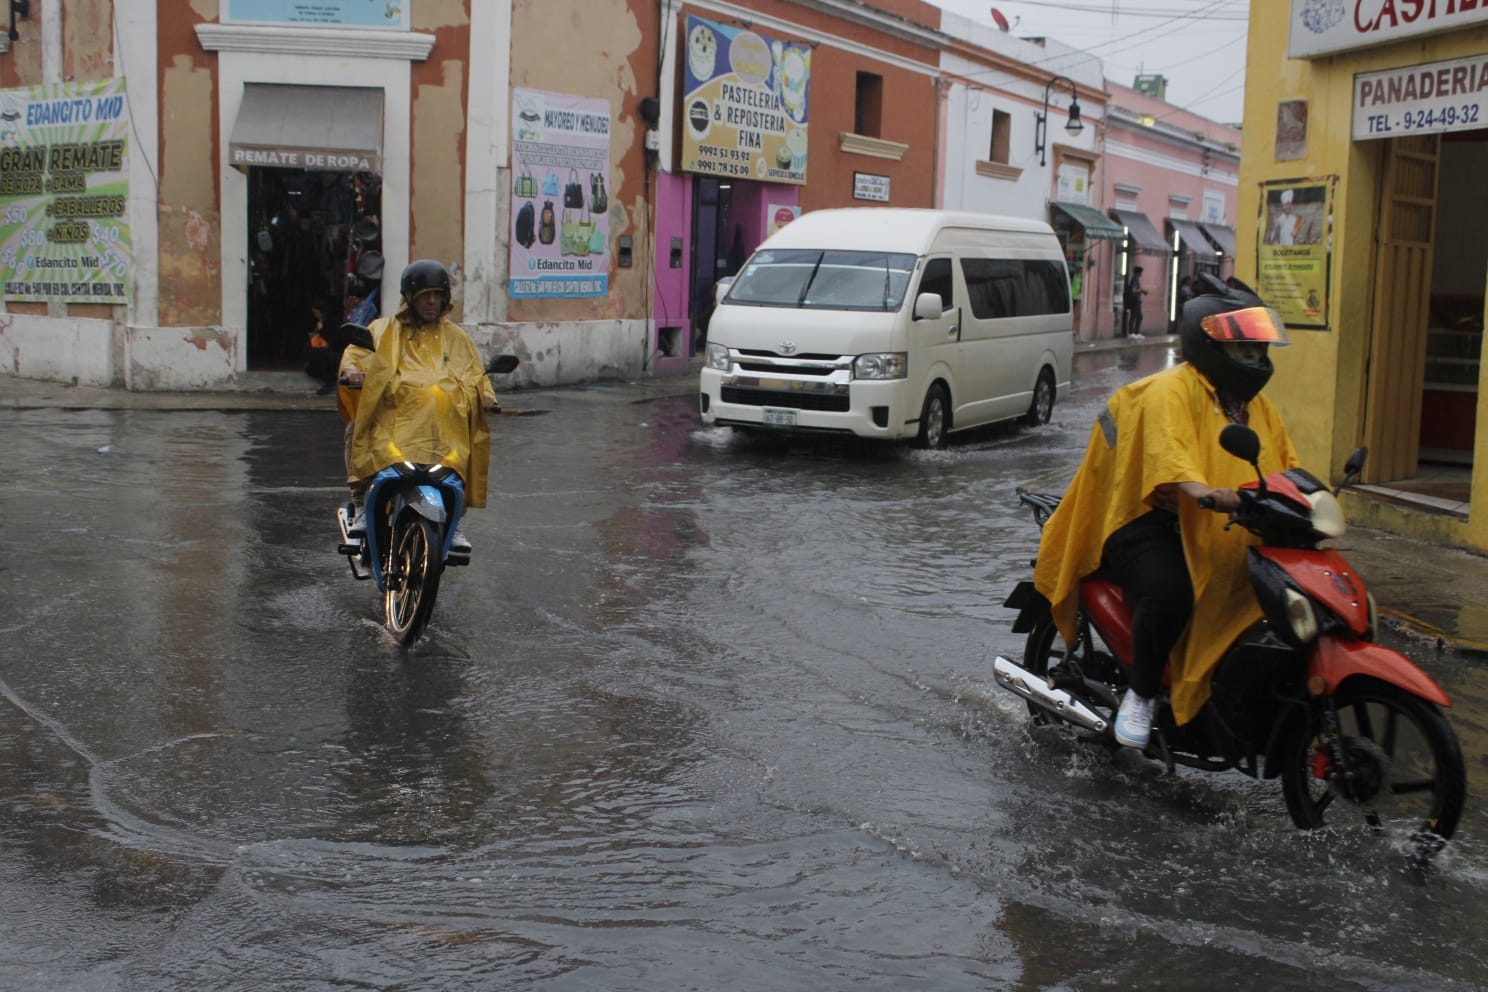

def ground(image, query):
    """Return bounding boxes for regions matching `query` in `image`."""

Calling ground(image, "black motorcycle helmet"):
[399,259,452,318]
[1179,273,1289,402]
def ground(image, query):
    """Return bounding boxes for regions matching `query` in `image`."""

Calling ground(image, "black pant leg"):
[1101,511,1193,698]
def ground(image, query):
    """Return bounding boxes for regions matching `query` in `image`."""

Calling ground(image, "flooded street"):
[2,346,1486,990]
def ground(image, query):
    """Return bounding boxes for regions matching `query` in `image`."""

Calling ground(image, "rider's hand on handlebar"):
[341,368,365,389]
[1182,482,1240,513]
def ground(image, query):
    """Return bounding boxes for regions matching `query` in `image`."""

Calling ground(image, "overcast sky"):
[927,0,1251,126]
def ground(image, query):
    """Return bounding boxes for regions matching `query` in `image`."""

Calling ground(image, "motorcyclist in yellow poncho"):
[338,259,499,555]
[1033,275,1298,750]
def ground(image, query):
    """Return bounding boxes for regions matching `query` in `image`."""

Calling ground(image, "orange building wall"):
[158,1,221,327]
[507,0,659,325]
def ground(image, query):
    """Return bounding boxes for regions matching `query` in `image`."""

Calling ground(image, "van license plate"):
[762,407,796,427]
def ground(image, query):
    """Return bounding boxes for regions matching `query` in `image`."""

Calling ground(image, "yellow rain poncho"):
[341,310,497,508]
[1033,363,1298,723]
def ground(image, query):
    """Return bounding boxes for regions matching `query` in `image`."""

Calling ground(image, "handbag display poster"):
[680,15,810,186]
[510,88,611,299]
[0,79,132,304]
[1257,179,1332,329]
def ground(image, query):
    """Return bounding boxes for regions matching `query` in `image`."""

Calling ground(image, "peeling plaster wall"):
[0,315,116,384]
[508,1,648,327]
[474,319,647,388]
[159,55,222,330]
[410,3,470,312]
[495,0,653,384]
[63,0,115,81]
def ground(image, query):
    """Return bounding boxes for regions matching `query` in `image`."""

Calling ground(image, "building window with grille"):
[989,109,1011,164]
[855,72,883,138]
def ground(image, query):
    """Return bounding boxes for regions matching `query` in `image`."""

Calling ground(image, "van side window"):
[960,258,1071,318]
[918,257,953,311]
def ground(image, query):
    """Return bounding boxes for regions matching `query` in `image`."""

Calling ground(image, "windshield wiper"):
[795,253,825,308]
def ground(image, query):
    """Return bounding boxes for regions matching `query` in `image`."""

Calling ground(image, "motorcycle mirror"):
[1218,423,1262,465]
[1336,445,1369,495]
[486,353,520,375]
[337,322,375,352]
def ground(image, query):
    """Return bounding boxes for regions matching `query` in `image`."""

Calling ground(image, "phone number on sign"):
[1401,103,1482,129]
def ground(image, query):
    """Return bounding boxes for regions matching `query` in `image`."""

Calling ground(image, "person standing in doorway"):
[1123,266,1147,338]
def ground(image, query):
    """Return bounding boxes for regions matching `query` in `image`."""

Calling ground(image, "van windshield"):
[725,249,917,311]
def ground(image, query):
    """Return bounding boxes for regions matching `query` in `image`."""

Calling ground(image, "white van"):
[698,208,1073,447]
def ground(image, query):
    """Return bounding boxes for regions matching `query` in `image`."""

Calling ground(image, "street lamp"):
[1034,75,1083,167]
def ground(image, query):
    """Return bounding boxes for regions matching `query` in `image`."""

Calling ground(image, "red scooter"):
[996,424,1465,842]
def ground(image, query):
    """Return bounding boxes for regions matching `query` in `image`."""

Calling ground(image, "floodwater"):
[1,345,1485,990]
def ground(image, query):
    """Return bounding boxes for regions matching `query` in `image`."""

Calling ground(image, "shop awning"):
[1167,218,1219,258]
[1200,223,1237,257]
[1050,202,1125,241]
[1110,208,1169,254]
[228,83,384,173]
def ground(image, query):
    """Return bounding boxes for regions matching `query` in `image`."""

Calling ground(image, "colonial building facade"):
[0,1,1244,389]
[1241,0,1488,551]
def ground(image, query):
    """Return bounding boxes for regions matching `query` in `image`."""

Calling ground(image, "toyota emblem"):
[778,341,798,355]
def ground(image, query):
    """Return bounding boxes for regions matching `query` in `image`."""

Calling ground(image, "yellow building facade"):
[1239,3,1488,550]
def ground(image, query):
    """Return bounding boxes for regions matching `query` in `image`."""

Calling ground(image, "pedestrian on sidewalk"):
[1123,266,1147,338]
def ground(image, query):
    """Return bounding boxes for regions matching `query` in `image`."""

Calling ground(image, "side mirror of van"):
[913,292,944,321]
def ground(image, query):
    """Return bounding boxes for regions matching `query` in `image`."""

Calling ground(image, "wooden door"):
[1363,135,1439,481]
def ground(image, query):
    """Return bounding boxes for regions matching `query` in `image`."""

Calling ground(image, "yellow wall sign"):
[680,15,810,186]
[1257,179,1333,329]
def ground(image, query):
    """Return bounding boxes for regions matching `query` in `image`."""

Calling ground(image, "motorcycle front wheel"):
[385,513,443,646]
[1279,677,1466,841]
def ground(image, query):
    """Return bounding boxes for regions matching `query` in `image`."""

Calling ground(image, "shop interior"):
[246,167,383,371]
[1363,130,1486,517]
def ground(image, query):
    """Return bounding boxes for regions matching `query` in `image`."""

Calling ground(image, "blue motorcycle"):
[334,323,518,644]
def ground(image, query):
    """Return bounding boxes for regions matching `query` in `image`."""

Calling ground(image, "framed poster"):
[509,88,611,299]
[1257,178,1333,329]
[0,80,132,304]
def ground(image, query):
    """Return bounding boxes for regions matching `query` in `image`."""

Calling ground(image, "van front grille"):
[734,350,846,377]
[720,386,850,412]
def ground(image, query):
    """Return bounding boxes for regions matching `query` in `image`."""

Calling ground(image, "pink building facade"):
[1097,81,1242,339]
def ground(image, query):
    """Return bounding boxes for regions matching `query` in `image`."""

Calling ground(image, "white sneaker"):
[1114,691,1155,749]
[449,527,472,554]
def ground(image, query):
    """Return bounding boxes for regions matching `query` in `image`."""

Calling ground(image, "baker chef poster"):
[681,14,810,186]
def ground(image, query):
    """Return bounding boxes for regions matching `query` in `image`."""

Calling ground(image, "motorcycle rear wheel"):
[1279,678,1466,841]
[385,514,443,646]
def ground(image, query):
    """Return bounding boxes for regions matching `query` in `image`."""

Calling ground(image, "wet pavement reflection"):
[1,344,1485,990]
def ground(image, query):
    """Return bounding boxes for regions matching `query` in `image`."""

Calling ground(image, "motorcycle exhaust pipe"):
[993,656,1109,734]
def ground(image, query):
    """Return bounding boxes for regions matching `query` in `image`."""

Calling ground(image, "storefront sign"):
[1257,179,1333,329]
[509,88,611,299]
[1352,54,1488,139]
[1289,0,1488,58]
[222,0,409,29]
[0,80,132,304]
[681,15,810,186]
[853,173,890,202]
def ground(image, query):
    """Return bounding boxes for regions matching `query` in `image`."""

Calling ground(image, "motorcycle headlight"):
[853,352,908,380]
[705,342,731,372]
[1283,588,1320,645]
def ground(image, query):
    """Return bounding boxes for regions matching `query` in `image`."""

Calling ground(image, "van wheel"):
[914,383,950,449]
[1024,368,1055,426]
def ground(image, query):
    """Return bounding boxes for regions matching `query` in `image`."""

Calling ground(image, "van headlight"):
[705,342,731,372]
[853,352,907,380]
